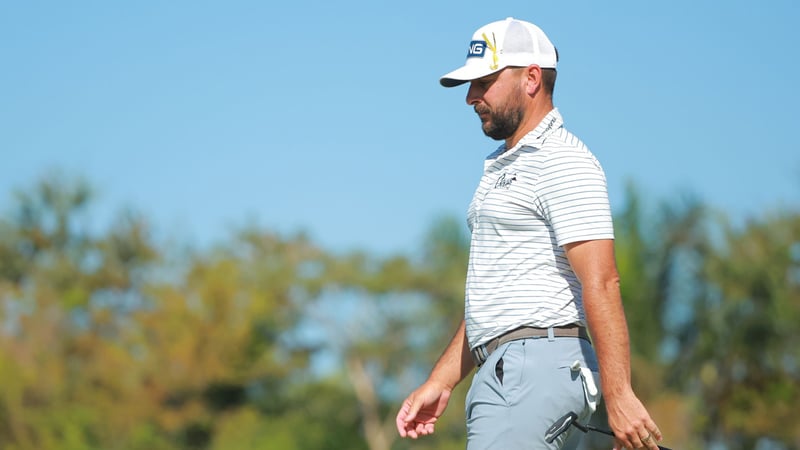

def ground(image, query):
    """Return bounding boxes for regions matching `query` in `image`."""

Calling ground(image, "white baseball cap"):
[440,17,558,88]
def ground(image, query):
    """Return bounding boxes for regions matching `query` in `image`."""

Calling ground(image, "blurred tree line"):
[0,175,797,450]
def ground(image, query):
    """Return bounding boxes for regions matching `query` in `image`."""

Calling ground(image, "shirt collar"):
[490,108,564,159]
[522,108,563,145]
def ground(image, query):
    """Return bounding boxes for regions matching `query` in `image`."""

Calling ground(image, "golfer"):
[395,17,664,450]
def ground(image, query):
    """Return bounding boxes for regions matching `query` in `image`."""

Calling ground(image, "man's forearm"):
[583,281,633,401]
[583,279,666,449]
[428,319,474,390]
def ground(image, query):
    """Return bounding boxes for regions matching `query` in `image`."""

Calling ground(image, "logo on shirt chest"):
[494,171,517,189]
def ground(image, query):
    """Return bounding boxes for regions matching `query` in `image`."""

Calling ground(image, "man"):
[395,17,664,450]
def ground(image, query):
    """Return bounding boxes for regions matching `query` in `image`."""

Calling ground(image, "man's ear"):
[525,65,543,95]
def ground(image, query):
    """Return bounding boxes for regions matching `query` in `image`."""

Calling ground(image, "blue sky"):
[1,1,798,256]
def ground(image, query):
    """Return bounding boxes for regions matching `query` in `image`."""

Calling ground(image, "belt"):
[471,324,590,367]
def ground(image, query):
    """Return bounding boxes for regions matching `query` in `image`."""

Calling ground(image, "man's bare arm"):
[396,319,474,438]
[564,239,664,450]
[429,319,474,388]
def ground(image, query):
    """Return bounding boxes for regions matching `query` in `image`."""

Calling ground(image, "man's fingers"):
[403,398,421,423]
[396,397,437,439]
[614,429,646,449]
[649,424,663,442]
[642,431,661,450]
[615,418,664,449]
[395,401,417,437]
[395,403,408,436]
[643,418,662,448]
[637,431,654,449]
[630,429,664,449]
[639,415,661,439]
[412,416,436,436]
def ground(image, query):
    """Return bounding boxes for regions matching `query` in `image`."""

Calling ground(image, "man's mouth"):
[474,106,490,121]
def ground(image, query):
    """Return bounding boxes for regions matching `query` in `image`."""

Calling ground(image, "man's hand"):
[606,389,663,450]
[395,381,452,439]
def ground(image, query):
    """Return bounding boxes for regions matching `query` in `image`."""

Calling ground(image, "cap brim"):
[439,64,504,88]
[440,77,469,88]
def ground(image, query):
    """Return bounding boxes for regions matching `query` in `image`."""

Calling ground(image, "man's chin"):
[481,126,503,141]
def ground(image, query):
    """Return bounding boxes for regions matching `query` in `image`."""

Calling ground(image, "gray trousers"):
[465,336,601,449]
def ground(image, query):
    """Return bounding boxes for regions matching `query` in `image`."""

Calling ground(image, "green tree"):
[0,174,162,450]
[682,212,800,449]
[0,176,338,449]
[290,215,470,450]
[5,173,799,450]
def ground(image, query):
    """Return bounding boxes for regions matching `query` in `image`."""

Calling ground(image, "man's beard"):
[475,100,524,141]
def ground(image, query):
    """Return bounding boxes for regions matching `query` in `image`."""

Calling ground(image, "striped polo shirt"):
[465,108,614,349]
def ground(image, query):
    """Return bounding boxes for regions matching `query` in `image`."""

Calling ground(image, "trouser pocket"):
[495,357,504,384]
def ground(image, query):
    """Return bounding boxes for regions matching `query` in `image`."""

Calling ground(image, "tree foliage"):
[0,174,797,449]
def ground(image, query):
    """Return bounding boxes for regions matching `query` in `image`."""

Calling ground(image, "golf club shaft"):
[585,424,614,437]
[585,425,672,450]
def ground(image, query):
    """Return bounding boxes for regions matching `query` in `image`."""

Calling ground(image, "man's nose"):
[466,82,480,105]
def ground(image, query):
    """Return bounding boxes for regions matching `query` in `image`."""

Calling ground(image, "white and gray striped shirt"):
[465,108,614,349]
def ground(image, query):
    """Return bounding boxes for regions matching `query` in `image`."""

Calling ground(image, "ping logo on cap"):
[467,40,486,58]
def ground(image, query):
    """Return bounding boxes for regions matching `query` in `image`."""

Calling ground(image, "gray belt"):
[471,324,590,367]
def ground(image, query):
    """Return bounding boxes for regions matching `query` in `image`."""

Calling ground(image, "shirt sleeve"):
[532,147,615,246]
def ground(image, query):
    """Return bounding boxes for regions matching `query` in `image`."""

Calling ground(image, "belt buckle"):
[472,344,489,367]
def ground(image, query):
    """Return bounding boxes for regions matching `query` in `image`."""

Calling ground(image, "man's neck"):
[504,101,554,149]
